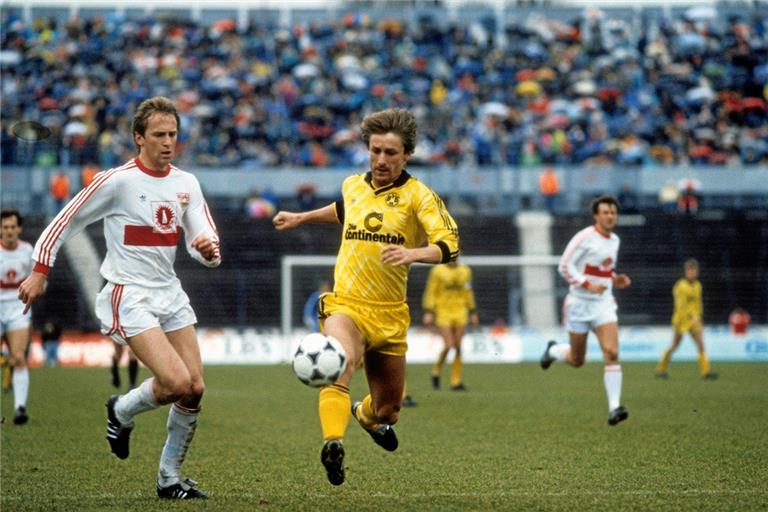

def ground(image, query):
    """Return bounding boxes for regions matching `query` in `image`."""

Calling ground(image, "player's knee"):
[189,380,205,400]
[604,348,619,362]
[9,354,26,368]
[164,376,194,402]
[570,355,585,368]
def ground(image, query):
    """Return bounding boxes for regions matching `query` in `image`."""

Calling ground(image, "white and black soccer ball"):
[292,333,347,387]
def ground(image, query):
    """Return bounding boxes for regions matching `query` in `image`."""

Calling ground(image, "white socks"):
[604,365,623,411]
[115,378,159,426]
[12,367,29,410]
[158,403,200,486]
[550,343,571,362]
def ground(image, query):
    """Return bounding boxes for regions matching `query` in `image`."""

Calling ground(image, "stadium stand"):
[1,1,767,169]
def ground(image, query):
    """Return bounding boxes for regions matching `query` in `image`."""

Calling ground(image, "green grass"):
[2,363,767,511]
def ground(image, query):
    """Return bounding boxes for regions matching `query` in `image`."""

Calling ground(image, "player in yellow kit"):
[273,108,459,486]
[423,261,478,390]
[656,259,717,380]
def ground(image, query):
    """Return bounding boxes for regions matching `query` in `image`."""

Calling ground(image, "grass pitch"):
[2,362,766,511]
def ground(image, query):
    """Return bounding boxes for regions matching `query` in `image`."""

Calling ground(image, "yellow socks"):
[656,349,673,374]
[450,355,463,387]
[698,352,711,376]
[319,383,351,441]
[432,350,448,377]
[354,394,380,431]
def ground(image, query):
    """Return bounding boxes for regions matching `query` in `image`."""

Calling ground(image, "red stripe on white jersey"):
[584,264,613,278]
[124,226,182,246]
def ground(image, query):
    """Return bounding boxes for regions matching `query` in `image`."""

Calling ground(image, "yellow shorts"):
[318,293,409,356]
[434,308,469,328]
[672,315,702,334]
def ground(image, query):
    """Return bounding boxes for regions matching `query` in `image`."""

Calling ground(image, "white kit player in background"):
[18,97,220,500]
[539,195,632,426]
[1,210,33,425]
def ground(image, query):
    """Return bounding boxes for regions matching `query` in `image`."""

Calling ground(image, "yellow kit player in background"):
[656,258,718,380]
[273,108,459,486]
[422,261,478,390]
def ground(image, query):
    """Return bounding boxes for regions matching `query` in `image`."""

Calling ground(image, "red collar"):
[134,157,171,177]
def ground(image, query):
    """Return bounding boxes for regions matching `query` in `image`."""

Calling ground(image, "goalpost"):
[280,254,562,336]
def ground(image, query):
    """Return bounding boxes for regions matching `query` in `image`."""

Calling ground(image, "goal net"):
[280,254,562,336]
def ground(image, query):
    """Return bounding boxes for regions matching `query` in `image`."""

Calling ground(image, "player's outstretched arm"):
[18,271,48,314]
[273,203,338,231]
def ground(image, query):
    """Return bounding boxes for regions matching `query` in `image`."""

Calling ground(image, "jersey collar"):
[134,157,171,177]
[364,170,411,195]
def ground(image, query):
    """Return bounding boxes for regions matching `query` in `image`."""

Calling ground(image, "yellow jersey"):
[332,171,459,305]
[422,263,476,315]
[671,278,703,330]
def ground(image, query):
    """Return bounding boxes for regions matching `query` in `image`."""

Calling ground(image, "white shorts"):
[0,298,31,336]
[564,294,617,334]
[95,281,197,345]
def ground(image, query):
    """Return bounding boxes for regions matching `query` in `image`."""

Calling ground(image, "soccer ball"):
[292,333,347,387]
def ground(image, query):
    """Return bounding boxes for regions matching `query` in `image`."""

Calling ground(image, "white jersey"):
[33,158,221,287]
[0,240,33,301]
[559,225,619,301]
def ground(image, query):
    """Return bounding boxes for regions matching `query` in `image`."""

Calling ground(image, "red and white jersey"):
[558,225,619,301]
[33,158,221,288]
[0,240,33,301]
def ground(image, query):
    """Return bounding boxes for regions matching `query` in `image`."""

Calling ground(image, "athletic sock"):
[604,364,623,411]
[128,359,139,389]
[550,343,571,362]
[115,377,159,426]
[157,403,200,487]
[450,355,463,387]
[698,352,711,376]
[12,367,29,409]
[354,393,380,431]
[657,348,673,374]
[319,383,351,441]
[432,349,448,377]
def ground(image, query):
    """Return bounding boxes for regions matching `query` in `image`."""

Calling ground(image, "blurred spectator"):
[538,167,560,212]
[729,307,751,335]
[677,177,702,215]
[296,183,319,212]
[80,162,99,189]
[244,188,277,219]
[41,320,61,368]
[617,183,640,214]
[658,181,679,213]
[49,171,71,214]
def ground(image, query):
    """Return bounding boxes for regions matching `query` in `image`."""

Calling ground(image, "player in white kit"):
[1,210,33,425]
[18,97,220,499]
[540,195,632,426]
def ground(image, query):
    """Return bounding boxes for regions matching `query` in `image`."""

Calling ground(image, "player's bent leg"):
[594,322,627,425]
[157,326,207,490]
[656,333,682,378]
[315,314,363,485]
[353,351,404,452]
[7,328,30,424]
[450,327,466,390]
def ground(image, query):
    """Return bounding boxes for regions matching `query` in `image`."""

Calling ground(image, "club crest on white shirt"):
[152,201,177,233]
[176,192,190,209]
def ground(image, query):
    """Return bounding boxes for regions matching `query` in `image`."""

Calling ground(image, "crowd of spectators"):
[1,5,767,170]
